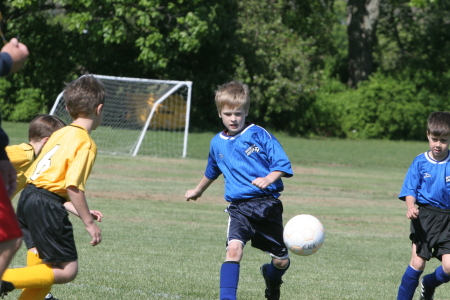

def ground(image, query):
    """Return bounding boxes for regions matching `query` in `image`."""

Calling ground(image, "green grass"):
[3,121,443,299]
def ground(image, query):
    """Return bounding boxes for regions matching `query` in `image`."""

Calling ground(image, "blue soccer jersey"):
[399,151,450,209]
[205,124,293,202]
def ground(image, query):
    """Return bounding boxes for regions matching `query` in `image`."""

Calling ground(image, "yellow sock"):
[18,287,51,300]
[26,250,43,267]
[2,264,54,289]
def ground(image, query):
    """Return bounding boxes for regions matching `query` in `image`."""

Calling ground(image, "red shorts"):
[0,180,22,242]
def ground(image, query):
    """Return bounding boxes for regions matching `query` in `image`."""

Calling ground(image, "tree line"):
[0,0,448,140]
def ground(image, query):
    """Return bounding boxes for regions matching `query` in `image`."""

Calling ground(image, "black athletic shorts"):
[410,205,450,261]
[225,196,289,259]
[16,184,77,263]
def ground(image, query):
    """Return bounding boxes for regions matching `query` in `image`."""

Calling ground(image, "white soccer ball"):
[283,214,325,256]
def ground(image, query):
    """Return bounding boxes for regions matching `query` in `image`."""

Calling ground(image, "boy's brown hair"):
[29,114,66,142]
[427,111,450,137]
[215,81,250,114]
[64,75,106,119]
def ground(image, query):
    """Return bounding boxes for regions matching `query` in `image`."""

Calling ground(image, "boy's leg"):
[420,254,450,299]
[26,249,43,266]
[2,261,78,289]
[261,258,290,300]
[18,287,51,300]
[0,238,22,275]
[220,261,240,300]
[2,264,54,289]
[220,241,243,300]
[397,245,426,300]
[268,257,290,280]
[0,238,21,297]
[0,178,23,278]
[397,265,423,300]
[17,249,51,300]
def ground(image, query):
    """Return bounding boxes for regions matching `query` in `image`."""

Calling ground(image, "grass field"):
[2,121,445,299]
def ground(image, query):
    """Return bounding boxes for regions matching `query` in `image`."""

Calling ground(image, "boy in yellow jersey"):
[1,75,105,300]
[7,114,103,300]
[7,114,65,300]
[6,114,66,199]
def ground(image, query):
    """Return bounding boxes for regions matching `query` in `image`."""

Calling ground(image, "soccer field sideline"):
[5,121,447,299]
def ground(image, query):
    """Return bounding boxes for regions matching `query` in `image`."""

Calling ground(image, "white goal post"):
[49,75,192,158]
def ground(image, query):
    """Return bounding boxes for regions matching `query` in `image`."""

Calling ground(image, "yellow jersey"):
[6,143,34,198]
[26,124,97,200]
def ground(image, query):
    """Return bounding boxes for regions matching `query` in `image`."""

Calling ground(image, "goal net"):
[50,75,192,158]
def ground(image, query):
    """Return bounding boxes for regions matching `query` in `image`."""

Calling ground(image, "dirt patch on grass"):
[88,190,225,204]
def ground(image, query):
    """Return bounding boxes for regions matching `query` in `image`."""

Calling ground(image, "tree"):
[1,0,240,129]
[347,0,381,88]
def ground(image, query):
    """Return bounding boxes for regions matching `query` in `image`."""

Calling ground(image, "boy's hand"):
[1,38,29,74]
[252,171,284,190]
[185,176,214,202]
[251,177,271,189]
[406,206,419,220]
[405,196,419,220]
[90,210,103,222]
[185,189,201,201]
[86,222,102,246]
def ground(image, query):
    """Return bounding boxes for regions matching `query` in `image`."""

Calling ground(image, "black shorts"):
[16,184,77,263]
[225,196,289,259]
[410,205,450,261]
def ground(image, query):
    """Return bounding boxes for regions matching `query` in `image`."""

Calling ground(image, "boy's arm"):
[405,195,419,220]
[185,175,215,202]
[64,201,103,222]
[67,186,102,246]
[252,171,285,189]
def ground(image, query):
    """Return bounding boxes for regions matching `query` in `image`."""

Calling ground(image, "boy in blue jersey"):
[397,111,450,300]
[185,81,293,300]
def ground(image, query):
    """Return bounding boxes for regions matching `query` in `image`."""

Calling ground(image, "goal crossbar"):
[50,74,192,158]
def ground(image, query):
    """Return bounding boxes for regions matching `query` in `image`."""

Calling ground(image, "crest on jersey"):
[245,144,260,156]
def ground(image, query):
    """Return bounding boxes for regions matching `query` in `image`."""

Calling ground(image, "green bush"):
[313,74,440,140]
[0,81,45,122]
[310,78,348,137]
[9,88,46,122]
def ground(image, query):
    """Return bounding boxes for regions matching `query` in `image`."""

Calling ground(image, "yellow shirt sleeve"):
[6,143,34,198]
[65,147,96,192]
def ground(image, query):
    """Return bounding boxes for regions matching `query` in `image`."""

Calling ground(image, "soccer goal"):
[50,75,192,158]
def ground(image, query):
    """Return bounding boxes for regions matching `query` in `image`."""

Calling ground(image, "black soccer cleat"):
[0,280,14,298]
[260,263,283,300]
[45,292,59,300]
[420,279,435,300]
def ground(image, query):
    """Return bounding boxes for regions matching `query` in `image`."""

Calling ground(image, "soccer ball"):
[283,214,325,256]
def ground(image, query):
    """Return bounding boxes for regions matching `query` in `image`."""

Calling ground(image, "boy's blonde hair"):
[427,111,450,137]
[29,114,66,142]
[215,81,250,113]
[63,75,106,119]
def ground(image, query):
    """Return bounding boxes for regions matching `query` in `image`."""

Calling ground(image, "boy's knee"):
[52,261,78,284]
[272,258,290,269]
[55,269,78,284]
[442,263,450,275]
[226,241,243,261]
[410,257,426,271]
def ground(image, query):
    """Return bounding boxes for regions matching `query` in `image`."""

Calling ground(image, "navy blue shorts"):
[16,184,77,263]
[410,205,450,261]
[225,196,289,259]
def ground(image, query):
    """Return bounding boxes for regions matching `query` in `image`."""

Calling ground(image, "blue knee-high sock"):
[220,261,240,300]
[397,265,423,300]
[423,265,450,289]
[267,259,290,281]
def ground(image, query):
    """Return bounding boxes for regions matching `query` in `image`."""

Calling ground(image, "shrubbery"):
[311,74,447,140]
